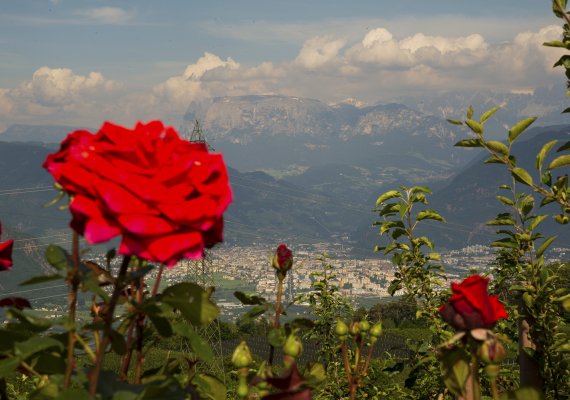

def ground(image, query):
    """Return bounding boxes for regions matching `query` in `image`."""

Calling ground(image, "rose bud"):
[283,333,303,359]
[478,338,507,365]
[232,341,253,368]
[370,322,383,338]
[359,320,370,333]
[335,320,349,339]
[272,244,293,273]
[349,322,360,336]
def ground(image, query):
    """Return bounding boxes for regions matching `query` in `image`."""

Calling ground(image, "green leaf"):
[554,214,569,224]
[520,195,534,216]
[490,238,518,249]
[536,236,557,258]
[508,117,536,144]
[193,374,226,400]
[454,139,483,148]
[547,154,570,170]
[173,322,214,362]
[14,337,63,360]
[19,274,63,286]
[410,186,432,195]
[486,141,509,156]
[466,105,474,119]
[0,357,20,376]
[480,106,500,123]
[553,0,568,18]
[543,40,567,47]
[376,190,402,206]
[416,210,446,223]
[511,167,534,187]
[528,215,548,231]
[484,156,503,164]
[487,218,516,226]
[536,140,558,171]
[465,119,483,134]
[496,196,514,206]
[57,389,91,400]
[45,245,73,271]
[446,119,464,125]
[162,282,219,326]
[147,314,173,337]
[234,291,266,305]
[267,327,287,348]
[440,347,469,397]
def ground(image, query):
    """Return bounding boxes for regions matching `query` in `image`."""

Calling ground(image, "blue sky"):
[0,1,564,129]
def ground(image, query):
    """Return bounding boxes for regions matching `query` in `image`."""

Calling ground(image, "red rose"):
[439,275,507,331]
[43,121,232,267]
[0,223,14,271]
[273,244,293,272]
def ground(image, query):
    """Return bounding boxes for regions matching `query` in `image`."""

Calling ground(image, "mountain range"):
[0,92,568,266]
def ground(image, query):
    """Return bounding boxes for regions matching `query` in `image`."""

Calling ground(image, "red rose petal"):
[0,239,14,271]
[117,214,177,236]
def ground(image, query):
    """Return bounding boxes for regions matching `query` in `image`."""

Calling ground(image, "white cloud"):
[75,7,133,25]
[0,67,121,126]
[293,36,346,69]
[0,25,565,128]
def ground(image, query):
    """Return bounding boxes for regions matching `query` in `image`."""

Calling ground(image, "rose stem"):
[120,261,140,381]
[134,275,145,383]
[471,353,481,400]
[362,341,375,377]
[268,273,285,366]
[121,263,165,381]
[89,255,132,399]
[340,341,354,399]
[490,378,500,400]
[64,231,80,389]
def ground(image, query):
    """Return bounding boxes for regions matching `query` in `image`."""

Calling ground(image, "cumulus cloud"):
[0,66,121,126]
[0,24,564,128]
[294,36,346,69]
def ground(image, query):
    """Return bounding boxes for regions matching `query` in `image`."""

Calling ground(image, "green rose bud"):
[359,320,370,333]
[370,322,383,338]
[478,338,507,365]
[335,320,349,337]
[283,333,303,358]
[232,341,253,368]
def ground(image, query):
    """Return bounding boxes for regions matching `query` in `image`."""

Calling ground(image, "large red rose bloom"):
[43,121,232,266]
[439,275,507,331]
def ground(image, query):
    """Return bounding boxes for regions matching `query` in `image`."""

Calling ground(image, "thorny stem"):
[268,273,285,365]
[64,232,80,389]
[121,263,165,380]
[89,255,132,399]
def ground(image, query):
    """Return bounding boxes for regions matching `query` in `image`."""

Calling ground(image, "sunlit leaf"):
[547,154,570,170]
[480,106,500,123]
[465,119,482,134]
[508,117,536,144]
[511,167,534,187]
